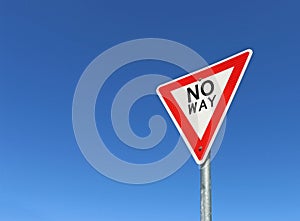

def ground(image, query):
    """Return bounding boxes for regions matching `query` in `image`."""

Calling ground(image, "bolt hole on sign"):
[156,49,253,165]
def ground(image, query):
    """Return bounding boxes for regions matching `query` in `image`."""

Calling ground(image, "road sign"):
[156,49,253,164]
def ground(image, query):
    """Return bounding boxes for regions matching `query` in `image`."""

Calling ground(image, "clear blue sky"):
[1,0,300,220]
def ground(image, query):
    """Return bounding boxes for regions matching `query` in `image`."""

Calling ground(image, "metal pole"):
[200,154,212,221]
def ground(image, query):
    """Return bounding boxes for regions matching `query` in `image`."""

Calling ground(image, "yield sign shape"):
[156,49,253,165]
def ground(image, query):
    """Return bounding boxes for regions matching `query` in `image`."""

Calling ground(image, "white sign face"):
[157,49,253,164]
[171,67,233,140]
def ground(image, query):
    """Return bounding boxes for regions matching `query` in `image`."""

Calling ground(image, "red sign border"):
[156,49,253,164]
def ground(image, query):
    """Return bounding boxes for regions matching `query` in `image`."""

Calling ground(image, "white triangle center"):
[171,67,233,139]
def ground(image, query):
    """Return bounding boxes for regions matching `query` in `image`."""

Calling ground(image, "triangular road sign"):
[156,49,253,165]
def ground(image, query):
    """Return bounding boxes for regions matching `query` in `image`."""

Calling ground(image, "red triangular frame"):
[156,49,253,164]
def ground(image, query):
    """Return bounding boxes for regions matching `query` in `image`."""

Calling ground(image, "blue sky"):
[1,0,300,220]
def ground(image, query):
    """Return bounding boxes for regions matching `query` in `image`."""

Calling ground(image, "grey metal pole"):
[200,154,212,221]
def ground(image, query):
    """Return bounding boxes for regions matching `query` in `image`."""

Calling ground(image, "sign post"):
[156,49,253,220]
[201,154,212,221]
